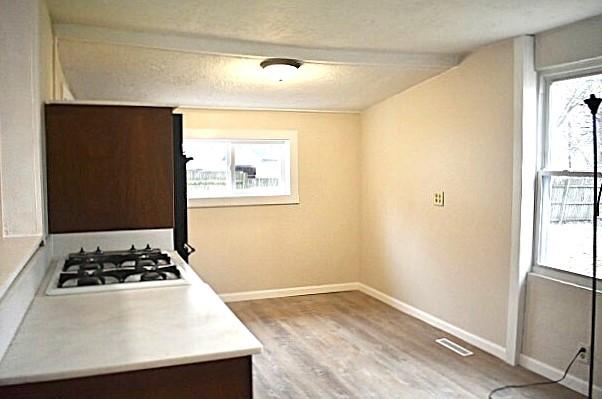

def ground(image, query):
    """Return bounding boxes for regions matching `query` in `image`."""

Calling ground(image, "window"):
[183,129,299,207]
[536,71,602,279]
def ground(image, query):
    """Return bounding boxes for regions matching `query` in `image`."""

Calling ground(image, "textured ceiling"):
[58,40,448,111]
[48,0,602,111]
[48,0,602,53]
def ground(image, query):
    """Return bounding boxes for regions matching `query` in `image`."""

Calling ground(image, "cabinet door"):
[46,105,174,233]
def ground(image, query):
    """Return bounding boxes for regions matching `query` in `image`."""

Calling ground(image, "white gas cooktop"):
[45,246,193,296]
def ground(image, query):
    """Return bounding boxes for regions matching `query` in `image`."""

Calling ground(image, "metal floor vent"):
[435,338,474,357]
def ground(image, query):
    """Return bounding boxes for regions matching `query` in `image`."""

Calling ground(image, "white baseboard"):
[356,283,507,361]
[519,354,602,398]
[219,282,360,303]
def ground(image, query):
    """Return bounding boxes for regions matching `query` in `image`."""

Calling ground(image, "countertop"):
[0,255,262,386]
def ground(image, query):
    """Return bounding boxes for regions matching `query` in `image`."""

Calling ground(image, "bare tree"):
[553,76,602,169]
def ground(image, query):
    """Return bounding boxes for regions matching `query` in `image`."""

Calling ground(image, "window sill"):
[188,194,300,208]
[531,264,601,291]
[0,235,44,301]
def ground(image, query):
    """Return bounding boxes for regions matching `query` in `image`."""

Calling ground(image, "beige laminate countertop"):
[0,257,262,386]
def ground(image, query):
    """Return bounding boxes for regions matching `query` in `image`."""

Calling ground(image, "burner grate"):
[57,245,181,288]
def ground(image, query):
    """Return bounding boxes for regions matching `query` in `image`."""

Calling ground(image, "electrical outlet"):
[578,343,590,364]
[433,191,445,207]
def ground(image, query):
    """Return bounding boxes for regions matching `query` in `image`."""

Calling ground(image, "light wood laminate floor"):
[229,291,583,399]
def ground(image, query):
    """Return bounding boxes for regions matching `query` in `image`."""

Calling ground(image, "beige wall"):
[39,0,54,237]
[40,0,54,102]
[523,274,601,386]
[360,40,515,346]
[0,0,54,237]
[53,54,74,101]
[182,109,361,294]
[535,14,602,70]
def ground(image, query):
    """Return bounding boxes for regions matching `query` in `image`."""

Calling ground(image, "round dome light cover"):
[260,58,303,82]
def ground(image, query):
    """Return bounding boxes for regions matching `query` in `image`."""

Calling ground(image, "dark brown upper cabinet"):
[45,104,175,233]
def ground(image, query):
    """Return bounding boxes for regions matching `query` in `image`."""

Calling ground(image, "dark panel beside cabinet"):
[0,356,253,399]
[45,104,175,233]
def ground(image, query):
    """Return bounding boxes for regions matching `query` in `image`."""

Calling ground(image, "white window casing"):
[184,129,299,208]
[534,64,602,284]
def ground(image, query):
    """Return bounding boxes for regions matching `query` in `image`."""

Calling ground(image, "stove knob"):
[95,246,102,254]
[130,245,136,252]
[145,244,151,250]
[78,247,85,255]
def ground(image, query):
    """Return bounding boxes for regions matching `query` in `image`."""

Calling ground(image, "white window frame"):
[533,62,602,285]
[184,129,299,208]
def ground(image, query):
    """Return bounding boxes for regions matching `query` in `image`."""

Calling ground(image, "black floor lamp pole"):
[585,94,601,399]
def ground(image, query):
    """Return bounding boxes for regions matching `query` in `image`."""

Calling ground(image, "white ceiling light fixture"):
[260,58,303,82]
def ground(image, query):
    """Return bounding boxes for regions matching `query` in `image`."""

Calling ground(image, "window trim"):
[533,64,602,284]
[184,129,299,208]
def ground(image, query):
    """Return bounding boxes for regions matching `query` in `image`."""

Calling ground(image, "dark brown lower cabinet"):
[0,356,252,399]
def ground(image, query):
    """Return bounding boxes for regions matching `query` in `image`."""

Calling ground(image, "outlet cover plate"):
[578,343,590,364]
[433,191,445,207]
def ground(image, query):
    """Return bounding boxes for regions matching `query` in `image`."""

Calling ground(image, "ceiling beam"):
[54,24,461,69]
